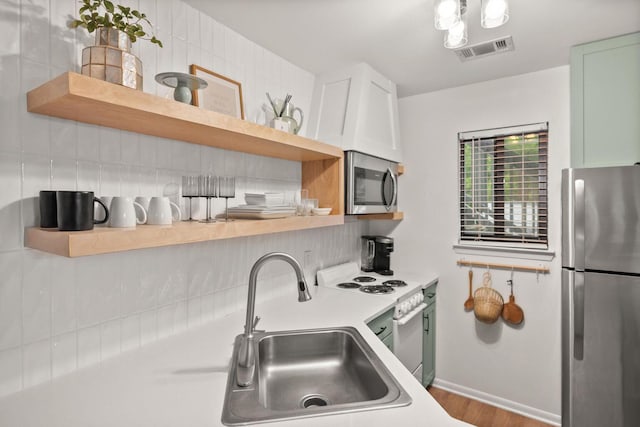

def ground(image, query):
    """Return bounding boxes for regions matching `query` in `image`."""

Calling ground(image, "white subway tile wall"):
[0,0,363,397]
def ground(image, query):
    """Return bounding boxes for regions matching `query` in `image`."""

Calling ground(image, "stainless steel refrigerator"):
[561,165,640,427]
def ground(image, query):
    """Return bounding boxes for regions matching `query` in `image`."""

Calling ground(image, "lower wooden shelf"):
[355,212,404,221]
[25,215,345,257]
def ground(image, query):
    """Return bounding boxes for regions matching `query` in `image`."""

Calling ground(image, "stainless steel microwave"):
[345,151,398,214]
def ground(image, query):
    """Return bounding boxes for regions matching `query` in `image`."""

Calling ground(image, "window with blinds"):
[458,123,548,248]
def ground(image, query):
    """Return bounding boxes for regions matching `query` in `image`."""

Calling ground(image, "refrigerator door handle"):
[574,179,585,272]
[574,271,585,360]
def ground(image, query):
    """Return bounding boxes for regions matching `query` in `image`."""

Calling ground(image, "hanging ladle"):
[464,269,474,311]
[502,279,524,325]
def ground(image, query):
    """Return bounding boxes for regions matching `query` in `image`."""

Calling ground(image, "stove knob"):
[402,301,411,313]
[418,293,425,303]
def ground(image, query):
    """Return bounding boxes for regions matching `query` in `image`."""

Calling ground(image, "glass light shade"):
[481,0,509,28]
[444,18,468,49]
[434,0,461,30]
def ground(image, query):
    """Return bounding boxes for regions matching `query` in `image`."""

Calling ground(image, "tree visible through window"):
[459,123,548,248]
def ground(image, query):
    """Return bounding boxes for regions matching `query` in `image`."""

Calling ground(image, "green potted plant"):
[71,0,163,90]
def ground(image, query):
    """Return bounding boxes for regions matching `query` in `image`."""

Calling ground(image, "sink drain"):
[300,394,330,408]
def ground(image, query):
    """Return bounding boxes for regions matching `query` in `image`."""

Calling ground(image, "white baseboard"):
[432,378,561,426]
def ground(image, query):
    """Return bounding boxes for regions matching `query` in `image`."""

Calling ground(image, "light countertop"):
[0,273,472,427]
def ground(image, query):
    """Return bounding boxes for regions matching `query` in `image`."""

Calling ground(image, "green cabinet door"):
[367,308,394,349]
[423,285,437,387]
[381,333,393,352]
[571,32,640,167]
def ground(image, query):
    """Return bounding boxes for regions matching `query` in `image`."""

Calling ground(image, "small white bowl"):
[312,207,332,216]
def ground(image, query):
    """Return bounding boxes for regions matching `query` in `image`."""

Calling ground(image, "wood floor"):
[428,386,554,427]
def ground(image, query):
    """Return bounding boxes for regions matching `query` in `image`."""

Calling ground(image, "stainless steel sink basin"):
[221,326,411,425]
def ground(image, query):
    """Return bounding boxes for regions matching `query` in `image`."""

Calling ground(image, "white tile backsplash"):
[120,314,141,353]
[187,297,202,327]
[50,118,78,160]
[0,0,361,399]
[120,132,141,166]
[0,252,22,351]
[171,0,188,41]
[21,251,52,344]
[77,326,100,369]
[0,0,20,56]
[100,320,121,361]
[0,347,22,398]
[49,0,77,71]
[76,123,101,162]
[20,0,50,65]
[51,158,77,190]
[0,56,22,154]
[52,332,77,378]
[99,128,122,164]
[0,153,23,251]
[22,339,51,388]
[20,76,51,156]
[51,256,77,336]
[139,309,157,346]
[77,160,100,193]
[99,163,122,196]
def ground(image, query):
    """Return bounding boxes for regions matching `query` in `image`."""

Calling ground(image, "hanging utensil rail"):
[456,259,550,274]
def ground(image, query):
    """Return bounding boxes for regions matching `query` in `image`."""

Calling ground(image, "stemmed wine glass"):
[199,175,217,223]
[218,176,236,222]
[181,175,200,221]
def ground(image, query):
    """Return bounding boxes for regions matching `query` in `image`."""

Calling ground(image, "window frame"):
[457,122,549,250]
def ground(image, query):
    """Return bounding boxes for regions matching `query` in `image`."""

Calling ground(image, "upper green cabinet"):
[571,32,640,167]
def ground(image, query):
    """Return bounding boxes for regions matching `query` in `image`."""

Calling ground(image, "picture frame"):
[189,64,245,119]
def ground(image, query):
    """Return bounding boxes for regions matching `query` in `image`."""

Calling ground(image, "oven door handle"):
[394,303,427,326]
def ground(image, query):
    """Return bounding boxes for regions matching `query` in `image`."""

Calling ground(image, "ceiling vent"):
[454,36,515,62]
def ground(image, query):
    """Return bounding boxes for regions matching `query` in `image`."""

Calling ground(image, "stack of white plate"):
[226,204,295,219]
[244,192,285,206]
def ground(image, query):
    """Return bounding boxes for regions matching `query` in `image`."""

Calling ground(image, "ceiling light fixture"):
[434,0,461,30]
[481,0,509,28]
[434,0,509,49]
[444,15,468,49]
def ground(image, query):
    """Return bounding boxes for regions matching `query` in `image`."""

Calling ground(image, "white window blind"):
[459,122,548,248]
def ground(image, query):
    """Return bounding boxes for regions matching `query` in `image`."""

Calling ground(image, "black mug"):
[56,191,109,231]
[39,190,58,228]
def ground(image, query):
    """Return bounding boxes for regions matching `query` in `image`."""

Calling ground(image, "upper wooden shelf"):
[27,72,343,162]
[25,215,344,257]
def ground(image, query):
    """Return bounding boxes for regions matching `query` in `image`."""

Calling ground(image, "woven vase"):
[81,28,143,90]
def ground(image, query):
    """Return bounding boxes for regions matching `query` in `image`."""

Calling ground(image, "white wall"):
[0,0,362,398]
[371,66,570,424]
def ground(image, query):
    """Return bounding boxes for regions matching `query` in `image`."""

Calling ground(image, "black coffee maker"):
[373,236,394,275]
[360,235,394,275]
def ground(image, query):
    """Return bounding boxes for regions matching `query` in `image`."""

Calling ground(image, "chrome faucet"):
[236,252,312,387]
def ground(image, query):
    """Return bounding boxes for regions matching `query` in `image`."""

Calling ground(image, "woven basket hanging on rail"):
[473,271,504,323]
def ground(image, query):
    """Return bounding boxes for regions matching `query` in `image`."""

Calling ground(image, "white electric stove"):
[316,262,433,382]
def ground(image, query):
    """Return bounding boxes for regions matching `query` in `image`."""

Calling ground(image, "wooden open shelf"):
[25,73,346,257]
[25,215,345,258]
[27,73,343,162]
[356,212,404,221]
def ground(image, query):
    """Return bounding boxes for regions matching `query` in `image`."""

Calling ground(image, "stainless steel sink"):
[221,326,411,425]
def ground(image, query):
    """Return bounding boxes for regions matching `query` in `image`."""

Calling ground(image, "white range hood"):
[308,63,402,162]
